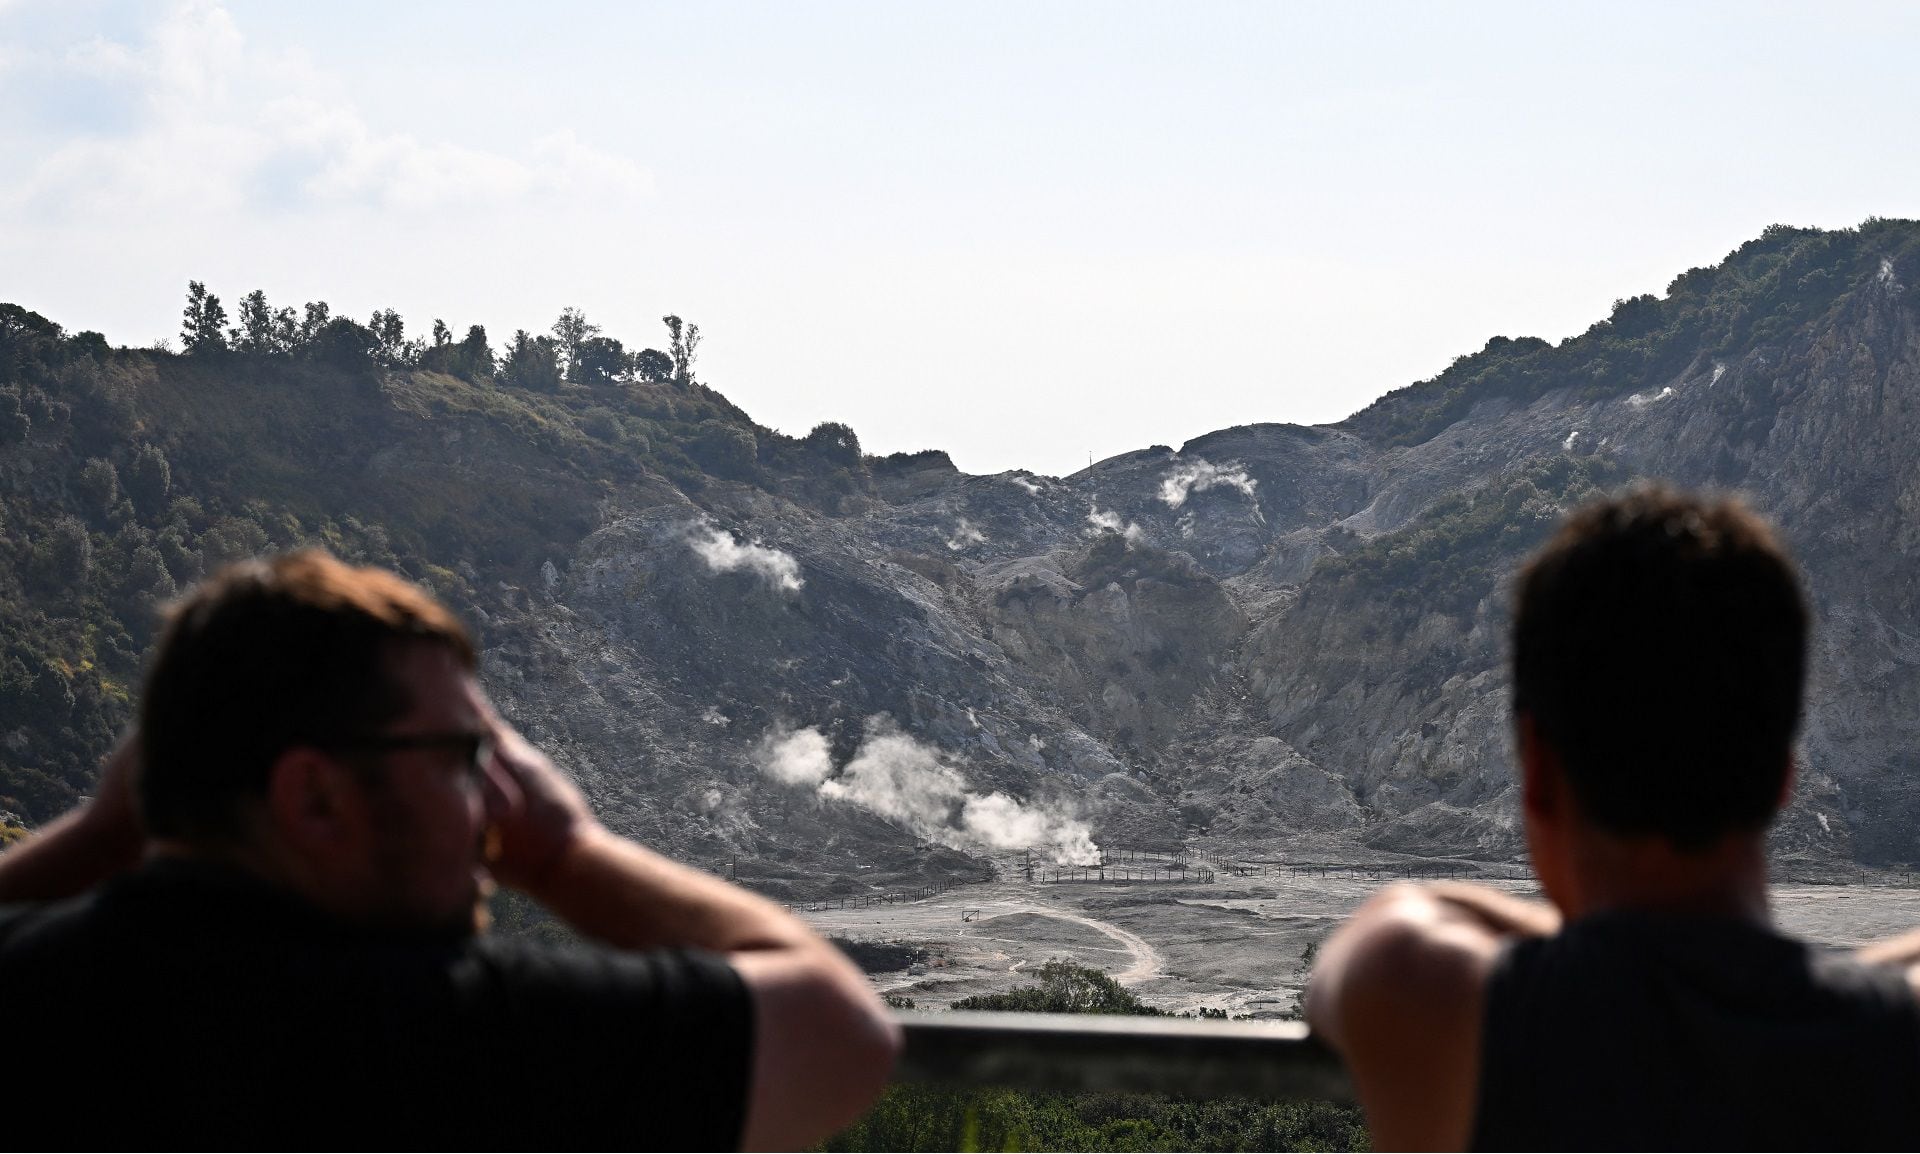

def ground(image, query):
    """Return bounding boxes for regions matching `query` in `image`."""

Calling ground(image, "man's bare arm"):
[1854,929,1920,1004]
[1306,883,1555,1151]
[482,721,899,1152]
[0,737,145,903]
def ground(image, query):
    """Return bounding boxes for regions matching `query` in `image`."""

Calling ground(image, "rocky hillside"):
[5,219,1919,886]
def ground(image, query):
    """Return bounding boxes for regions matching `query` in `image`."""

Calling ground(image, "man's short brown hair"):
[139,550,475,843]
[1512,487,1808,851]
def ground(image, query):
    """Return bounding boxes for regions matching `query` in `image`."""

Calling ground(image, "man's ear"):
[264,748,367,858]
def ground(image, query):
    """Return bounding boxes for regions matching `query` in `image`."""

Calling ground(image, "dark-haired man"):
[1307,489,1920,1150]
[0,551,897,1149]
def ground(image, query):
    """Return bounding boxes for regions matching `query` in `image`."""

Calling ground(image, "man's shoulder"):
[0,890,108,967]
[461,934,749,1013]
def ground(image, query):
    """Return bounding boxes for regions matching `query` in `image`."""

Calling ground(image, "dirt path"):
[1004,904,1165,985]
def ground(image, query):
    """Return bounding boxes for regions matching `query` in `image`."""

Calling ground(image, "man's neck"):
[149,837,342,911]
[1560,827,1772,924]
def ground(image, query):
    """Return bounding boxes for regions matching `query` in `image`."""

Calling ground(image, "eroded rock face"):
[980,535,1246,755]
[475,230,1920,882]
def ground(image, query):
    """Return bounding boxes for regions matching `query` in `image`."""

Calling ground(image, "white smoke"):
[701,706,731,727]
[686,523,804,594]
[1010,474,1043,495]
[1086,505,1144,543]
[1563,430,1580,451]
[946,518,987,550]
[757,726,834,787]
[1709,363,1727,388]
[1159,458,1257,508]
[754,719,1100,865]
[959,791,1094,858]
[1626,386,1675,409]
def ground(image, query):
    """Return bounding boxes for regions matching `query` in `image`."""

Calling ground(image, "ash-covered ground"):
[800,849,1920,1017]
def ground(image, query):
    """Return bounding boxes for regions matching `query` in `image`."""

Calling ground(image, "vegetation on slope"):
[1346,219,1920,447]
[1310,454,1628,628]
[0,289,878,822]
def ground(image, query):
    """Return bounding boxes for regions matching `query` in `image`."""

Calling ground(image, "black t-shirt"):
[1472,910,1920,1151]
[0,859,755,1150]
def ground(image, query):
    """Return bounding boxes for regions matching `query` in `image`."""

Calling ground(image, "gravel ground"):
[802,855,1920,1017]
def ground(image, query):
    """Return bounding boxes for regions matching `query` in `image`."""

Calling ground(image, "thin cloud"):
[2,3,648,220]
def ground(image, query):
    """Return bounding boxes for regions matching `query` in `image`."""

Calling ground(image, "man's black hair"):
[139,550,476,844]
[1512,486,1808,850]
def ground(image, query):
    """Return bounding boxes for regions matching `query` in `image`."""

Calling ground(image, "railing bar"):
[892,1011,1353,1103]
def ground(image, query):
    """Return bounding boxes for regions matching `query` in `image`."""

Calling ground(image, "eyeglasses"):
[323,732,493,782]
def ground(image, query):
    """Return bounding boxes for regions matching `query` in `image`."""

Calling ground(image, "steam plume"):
[1159,458,1256,508]
[755,719,1100,865]
[759,726,834,786]
[1086,505,1144,543]
[686,522,803,594]
[946,518,987,550]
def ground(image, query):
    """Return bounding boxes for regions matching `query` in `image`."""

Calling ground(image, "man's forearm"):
[519,826,815,953]
[0,805,144,904]
[1426,882,1561,938]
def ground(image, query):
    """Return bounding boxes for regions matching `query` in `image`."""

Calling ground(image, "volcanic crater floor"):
[799,858,1920,1017]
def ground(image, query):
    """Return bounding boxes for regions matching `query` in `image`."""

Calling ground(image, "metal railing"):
[892,1011,1354,1103]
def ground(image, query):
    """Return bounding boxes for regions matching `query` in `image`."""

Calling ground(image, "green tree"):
[950,961,1159,1016]
[0,388,30,444]
[572,335,628,385]
[456,324,495,381]
[125,443,172,516]
[804,421,862,468]
[76,458,122,525]
[232,289,279,354]
[297,301,332,347]
[180,281,229,355]
[28,515,92,595]
[304,317,379,374]
[663,314,700,383]
[551,307,601,382]
[501,329,562,392]
[368,308,419,368]
[271,305,299,352]
[633,347,673,383]
[689,419,757,476]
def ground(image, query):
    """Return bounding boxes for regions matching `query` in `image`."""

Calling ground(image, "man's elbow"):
[738,947,903,1148]
[812,965,903,1107]
[1305,885,1451,1049]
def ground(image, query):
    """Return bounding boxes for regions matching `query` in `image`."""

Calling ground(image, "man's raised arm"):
[482,722,900,1152]
[1306,883,1555,1151]
[0,737,144,904]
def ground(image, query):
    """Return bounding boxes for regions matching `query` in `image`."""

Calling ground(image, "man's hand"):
[472,718,900,1150]
[0,733,147,902]
[479,719,599,893]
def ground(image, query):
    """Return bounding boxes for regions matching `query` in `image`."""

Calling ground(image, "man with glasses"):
[0,550,898,1149]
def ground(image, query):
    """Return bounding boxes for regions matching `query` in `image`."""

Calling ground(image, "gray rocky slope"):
[477,223,1920,891]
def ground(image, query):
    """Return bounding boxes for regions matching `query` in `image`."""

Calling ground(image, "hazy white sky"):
[5,1,1918,476]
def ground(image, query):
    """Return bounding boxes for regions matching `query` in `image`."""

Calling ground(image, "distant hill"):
[5,218,1919,882]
